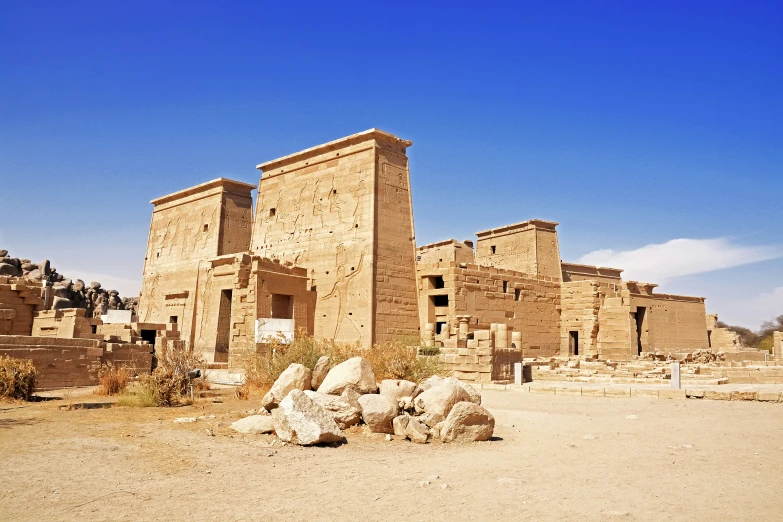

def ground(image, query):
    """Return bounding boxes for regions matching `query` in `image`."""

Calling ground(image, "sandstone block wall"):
[705,313,743,351]
[0,278,44,336]
[561,262,623,284]
[251,129,419,346]
[418,262,561,357]
[774,332,783,362]
[475,220,562,281]
[417,239,475,265]
[32,308,99,339]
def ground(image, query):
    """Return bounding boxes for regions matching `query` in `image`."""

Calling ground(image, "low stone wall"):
[0,335,153,389]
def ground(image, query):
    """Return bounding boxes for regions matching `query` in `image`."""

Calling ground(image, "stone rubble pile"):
[0,249,137,317]
[232,356,495,446]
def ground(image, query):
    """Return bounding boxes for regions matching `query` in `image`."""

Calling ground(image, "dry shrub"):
[95,363,131,396]
[0,355,37,401]
[237,330,445,389]
[120,345,205,407]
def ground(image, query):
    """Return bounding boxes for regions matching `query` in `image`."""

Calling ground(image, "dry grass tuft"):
[119,345,205,407]
[237,330,445,389]
[0,355,37,401]
[95,363,131,396]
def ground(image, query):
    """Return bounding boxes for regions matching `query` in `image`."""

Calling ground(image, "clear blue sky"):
[1,1,781,328]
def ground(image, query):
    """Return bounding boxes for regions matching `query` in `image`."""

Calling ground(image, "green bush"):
[0,355,37,401]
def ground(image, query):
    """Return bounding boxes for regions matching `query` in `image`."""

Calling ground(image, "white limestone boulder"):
[413,382,471,423]
[311,356,331,390]
[444,377,482,405]
[392,415,410,438]
[405,417,430,444]
[440,401,495,443]
[231,415,275,435]
[272,389,344,446]
[261,363,312,410]
[379,379,418,400]
[303,390,361,429]
[417,375,443,393]
[357,393,399,434]
[317,356,377,395]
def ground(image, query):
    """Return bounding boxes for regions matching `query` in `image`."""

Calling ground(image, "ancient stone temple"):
[251,129,419,346]
[139,129,420,363]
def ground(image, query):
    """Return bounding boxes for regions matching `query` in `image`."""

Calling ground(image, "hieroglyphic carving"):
[198,268,213,341]
[142,273,160,322]
[322,252,365,341]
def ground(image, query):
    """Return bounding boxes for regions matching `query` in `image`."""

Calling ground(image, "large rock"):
[417,375,443,392]
[261,363,312,410]
[392,415,410,437]
[357,393,398,433]
[317,356,377,395]
[440,401,495,443]
[379,379,417,400]
[444,377,482,405]
[0,263,21,277]
[0,250,7,258]
[311,356,331,390]
[413,382,470,423]
[25,269,42,281]
[51,296,73,310]
[231,415,275,434]
[303,390,361,429]
[405,416,430,444]
[272,389,344,446]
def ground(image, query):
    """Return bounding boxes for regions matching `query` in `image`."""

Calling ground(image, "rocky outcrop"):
[0,249,138,318]
[303,390,361,429]
[413,382,471,423]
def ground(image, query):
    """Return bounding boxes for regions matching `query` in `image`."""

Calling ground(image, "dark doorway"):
[215,289,233,358]
[140,329,157,346]
[436,321,447,335]
[569,330,579,355]
[271,294,293,319]
[635,307,646,355]
[707,330,712,348]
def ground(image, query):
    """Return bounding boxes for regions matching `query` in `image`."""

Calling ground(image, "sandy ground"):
[1,387,782,522]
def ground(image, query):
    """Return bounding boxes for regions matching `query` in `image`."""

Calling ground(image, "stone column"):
[496,324,508,349]
[456,315,471,340]
[511,331,522,350]
[423,323,436,347]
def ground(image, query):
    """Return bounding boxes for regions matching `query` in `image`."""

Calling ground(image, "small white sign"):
[101,310,133,324]
[255,318,295,344]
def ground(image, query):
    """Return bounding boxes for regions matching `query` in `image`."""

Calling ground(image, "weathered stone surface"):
[398,396,415,412]
[358,393,398,434]
[431,421,446,440]
[340,387,362,410]
[0,250,8,258]
[272,389,344,446]
[444,377,482,405]
[311,356,331,390]
[303,390,361,429]
[231,415,275,434]
[392,415,410,437]
[317,356,377,395]
[261,363,312,410]
[0,263,21,277]
[418,375,443,392]
[413,382,471,423]
[379,379,417,400]
[51,296,73,310]
[440,401,495,443]
[405,417,430,444]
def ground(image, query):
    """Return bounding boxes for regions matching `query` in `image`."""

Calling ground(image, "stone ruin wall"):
[0,277,43,336]
[705,313,744,351]
[251,131,419,347]
[417,240,475,265]
[475,221,562,280]
[418,262,562,357]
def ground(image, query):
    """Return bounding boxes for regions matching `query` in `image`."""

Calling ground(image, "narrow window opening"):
[169,316,178,324]
[491,245,497,254]
[269,208,276,217]
[502,280,508,293]
[203,224,209,232]
[514,288,521,300]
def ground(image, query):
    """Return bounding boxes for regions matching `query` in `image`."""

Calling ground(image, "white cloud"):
[57,267,142,298]
[578,238,782,283]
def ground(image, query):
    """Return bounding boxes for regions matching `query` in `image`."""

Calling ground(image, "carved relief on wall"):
[142,273,160,322]
[150,204,219,262]
[322,251,365,341]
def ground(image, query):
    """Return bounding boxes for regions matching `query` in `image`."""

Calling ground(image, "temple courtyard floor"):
[1,384,782,521]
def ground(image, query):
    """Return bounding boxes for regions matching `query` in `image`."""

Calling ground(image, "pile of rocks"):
[231,356,495,446]
[0,249,136,317]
